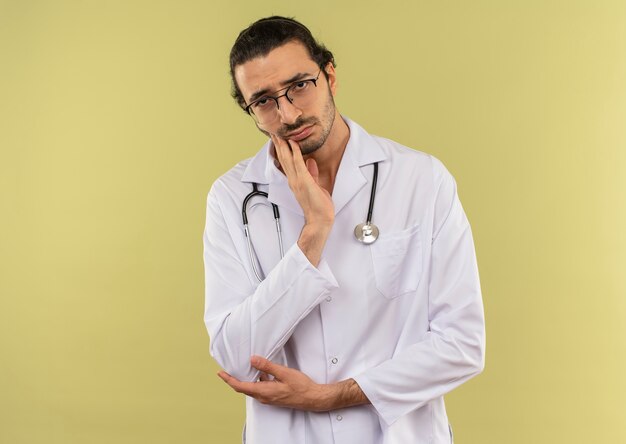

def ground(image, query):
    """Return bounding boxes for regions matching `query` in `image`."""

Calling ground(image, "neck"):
[304,112,350,193]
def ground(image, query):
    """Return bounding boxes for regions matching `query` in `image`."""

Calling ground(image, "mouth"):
[284,125,314,141]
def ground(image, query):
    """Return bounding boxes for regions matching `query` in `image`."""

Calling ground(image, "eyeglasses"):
[245,69,322,125]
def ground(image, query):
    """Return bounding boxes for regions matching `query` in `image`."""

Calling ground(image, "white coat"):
[203,116,485,444]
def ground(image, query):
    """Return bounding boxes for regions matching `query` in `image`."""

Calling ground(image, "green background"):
[1,1,625,442]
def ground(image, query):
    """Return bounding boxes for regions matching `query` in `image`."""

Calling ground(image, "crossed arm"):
[218,355,370,411]
[216,135,369,411]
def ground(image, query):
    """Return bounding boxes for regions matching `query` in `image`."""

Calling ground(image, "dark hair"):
[229,16,336,110]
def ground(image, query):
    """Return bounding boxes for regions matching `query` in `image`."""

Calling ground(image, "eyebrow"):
[247,72,314,104]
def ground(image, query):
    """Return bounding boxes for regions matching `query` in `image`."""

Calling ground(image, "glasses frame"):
[244,68,323,122]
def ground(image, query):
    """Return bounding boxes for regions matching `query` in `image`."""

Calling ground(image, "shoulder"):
[208,157,253,203]
[204,158,258,230]
[370,133,452,186]
[211,159,249,189]
[203,158,257,229]
[207,137,273,202]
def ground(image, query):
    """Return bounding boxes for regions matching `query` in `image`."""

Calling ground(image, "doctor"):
[204,16,485,444]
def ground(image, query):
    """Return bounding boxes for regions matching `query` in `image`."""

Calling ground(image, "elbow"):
[205,314,258,382]
[209,338,258,382]
[462,314,486,378]
[471,348,485,377]
[476,325,486,375]
[217,362,259,383]
[445,328,485,380]
[465,333,486,378]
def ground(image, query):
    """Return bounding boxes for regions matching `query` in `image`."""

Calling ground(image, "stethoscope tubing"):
[242,162,379,282]
[242,184,284,281]
[366,162,378,225]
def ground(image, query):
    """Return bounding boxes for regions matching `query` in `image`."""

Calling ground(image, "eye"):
[253,97,272,109]
[293,81,309,90]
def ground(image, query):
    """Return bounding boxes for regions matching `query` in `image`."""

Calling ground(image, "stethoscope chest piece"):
[354,222,379,244]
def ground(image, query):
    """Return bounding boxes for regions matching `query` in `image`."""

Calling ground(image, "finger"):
[272,135,295,176]
[288,143,313,182]
[271,134,285,164]
[306,158,320,184]
[217,371,263,396]
[287,139,309,175]
[271,134,282,160]
[250,356,289,380]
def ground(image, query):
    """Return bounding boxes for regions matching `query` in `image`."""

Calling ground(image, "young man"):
[203,16,485,444]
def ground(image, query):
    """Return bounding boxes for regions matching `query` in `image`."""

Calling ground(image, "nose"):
[276,95,302,124]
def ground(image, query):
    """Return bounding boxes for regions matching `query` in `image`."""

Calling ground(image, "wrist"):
[321,379,370,411]
[303,208,334,227]
[310,383,337,412]
[301,222,332,237]
[297,223,332,267]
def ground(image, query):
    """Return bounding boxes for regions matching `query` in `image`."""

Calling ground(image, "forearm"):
[206,244,338,382]
[353,327,484,425]
[291,378,371,412]
[297,223,332,267]
[323,378,370,411]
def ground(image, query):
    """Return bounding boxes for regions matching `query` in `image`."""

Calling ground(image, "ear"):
[324,62,338,96]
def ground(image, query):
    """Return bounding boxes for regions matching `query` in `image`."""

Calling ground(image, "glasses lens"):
[287,80,317,110]
[250,99,278,125]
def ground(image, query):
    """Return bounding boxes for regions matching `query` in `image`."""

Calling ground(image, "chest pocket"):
[370,223,423,299]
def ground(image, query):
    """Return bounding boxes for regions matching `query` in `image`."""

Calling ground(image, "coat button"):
[331,357,338,364]
[336,415,343,421]
[326,296,332,302]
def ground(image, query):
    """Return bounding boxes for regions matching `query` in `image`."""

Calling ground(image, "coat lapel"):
[332,117,387,216]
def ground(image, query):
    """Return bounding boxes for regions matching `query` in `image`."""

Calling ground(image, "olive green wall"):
[1,1,625,443]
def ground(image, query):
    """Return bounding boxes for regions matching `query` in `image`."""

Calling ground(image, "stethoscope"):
[242,162,380,282]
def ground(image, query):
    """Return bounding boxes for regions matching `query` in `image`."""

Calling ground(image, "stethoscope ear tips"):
[354,222,379,244]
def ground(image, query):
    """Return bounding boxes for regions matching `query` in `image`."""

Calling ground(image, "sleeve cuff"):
[353,373,398,427]
[289,242,339,290]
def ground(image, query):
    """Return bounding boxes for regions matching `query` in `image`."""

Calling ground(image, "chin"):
[299,137,324,155]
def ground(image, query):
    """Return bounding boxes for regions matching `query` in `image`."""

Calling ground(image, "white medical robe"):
[203,116,485,443]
